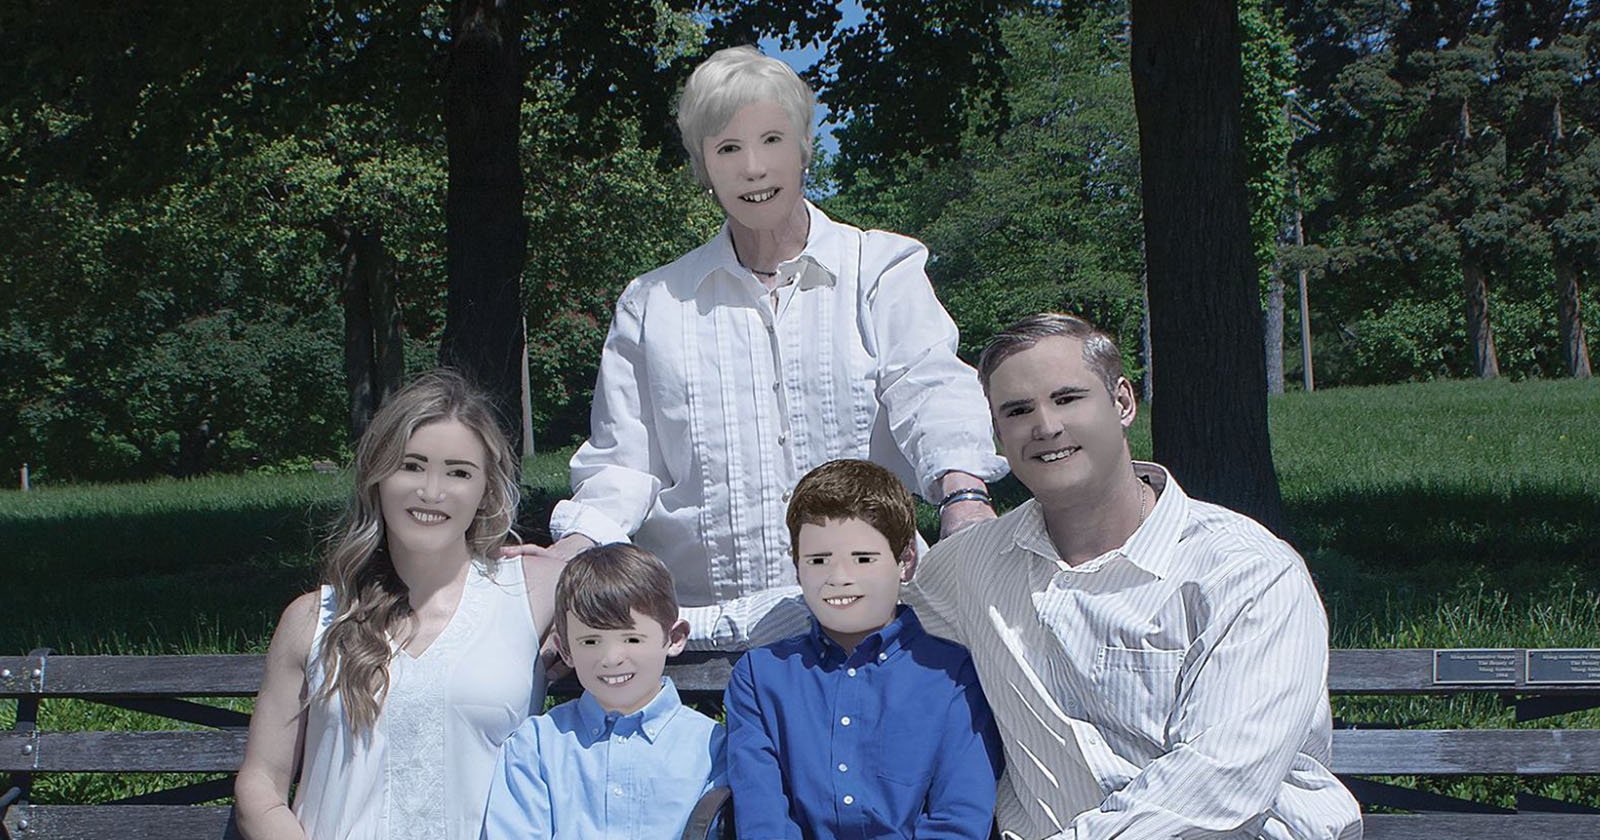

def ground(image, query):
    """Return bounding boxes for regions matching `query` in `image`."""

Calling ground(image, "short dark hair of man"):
[977,312,1124,398]
[554,544,679,646]
[786,459,917,563]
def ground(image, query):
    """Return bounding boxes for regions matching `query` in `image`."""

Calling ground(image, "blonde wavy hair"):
[315,369,520,731]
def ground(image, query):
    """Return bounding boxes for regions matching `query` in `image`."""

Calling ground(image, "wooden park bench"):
[4,647,1599,839]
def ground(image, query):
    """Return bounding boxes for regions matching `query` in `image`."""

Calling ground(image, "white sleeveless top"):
[293,558,545,840]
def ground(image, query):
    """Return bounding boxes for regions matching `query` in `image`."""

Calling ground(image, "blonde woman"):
[236,370,562,840]
[509,47,1006,626]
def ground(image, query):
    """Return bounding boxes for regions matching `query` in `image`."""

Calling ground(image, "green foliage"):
[826,10,1146,366]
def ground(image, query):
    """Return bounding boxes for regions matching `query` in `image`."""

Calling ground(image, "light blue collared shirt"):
[481,677,727,840]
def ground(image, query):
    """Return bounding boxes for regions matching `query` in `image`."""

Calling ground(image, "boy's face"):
[560,609,688,715]
[795,516,906,654]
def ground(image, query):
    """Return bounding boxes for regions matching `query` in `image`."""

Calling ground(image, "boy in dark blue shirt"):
[724,459,1003,839]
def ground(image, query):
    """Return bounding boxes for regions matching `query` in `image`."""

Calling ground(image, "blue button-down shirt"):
[725,605,1002,839]
[481,677,726,840]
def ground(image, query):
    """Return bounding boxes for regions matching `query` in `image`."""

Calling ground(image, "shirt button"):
[878,652,887,661]
[846,668,857,677]
[840,716,851,726]
[772,381,780,392]
[843,795,855,805]
[783,490,792,502]
[614,735,625,743]
[613,786,624,796]
[778,432,788,445]
[838,763,848,772]
[767,323,775,334]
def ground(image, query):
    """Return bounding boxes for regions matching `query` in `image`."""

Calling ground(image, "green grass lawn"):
[2,378,1597,806]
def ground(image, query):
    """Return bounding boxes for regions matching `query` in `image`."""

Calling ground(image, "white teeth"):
[599,674,633,685]
[1038,449,1076,463]
[410,510,447,523]
[741,188,778,203]
[824,596,859,607]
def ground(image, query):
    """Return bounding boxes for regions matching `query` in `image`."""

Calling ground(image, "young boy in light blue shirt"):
[481,544,726,840]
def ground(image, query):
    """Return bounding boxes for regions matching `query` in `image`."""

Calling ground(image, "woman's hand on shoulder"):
[234,592,318,840]
[499,532,596,563]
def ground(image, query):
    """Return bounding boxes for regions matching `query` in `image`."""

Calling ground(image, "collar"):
[807,603,923,667]
[691,201,844,293]
[1010,461,1190,579]
[575,676,683,744]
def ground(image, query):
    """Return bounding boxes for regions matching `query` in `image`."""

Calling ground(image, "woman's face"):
[377,418,489,560]
[701,99,805,232]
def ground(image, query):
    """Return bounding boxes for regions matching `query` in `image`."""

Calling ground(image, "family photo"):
[2,1,1597,839]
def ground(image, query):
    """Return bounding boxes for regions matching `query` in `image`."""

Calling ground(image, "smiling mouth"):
[1036,447,1081,463]
[740,187,779,203]
[599,673,634,686]
[408,508,449,524]
[823,595,860,607]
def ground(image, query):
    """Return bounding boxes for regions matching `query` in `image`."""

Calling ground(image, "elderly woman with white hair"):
[509,46,1006,616]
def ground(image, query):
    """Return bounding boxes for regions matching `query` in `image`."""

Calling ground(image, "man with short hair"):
[686,312,1362,839]
[905,313,1361,839]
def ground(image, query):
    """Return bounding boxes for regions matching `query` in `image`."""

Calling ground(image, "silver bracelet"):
[937,488,993,513]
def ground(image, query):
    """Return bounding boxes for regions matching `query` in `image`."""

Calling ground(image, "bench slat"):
[1362,813,1600,839]
[7,650,1598,698]
[2,804,239,840]
[0,656,264,698]
[0,731,247,773]
[1332,729,1600,775]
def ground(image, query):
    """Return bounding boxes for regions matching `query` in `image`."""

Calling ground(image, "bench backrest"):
[4,648,1599,840]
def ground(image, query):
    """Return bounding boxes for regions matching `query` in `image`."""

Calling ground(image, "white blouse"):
[550,202,1007,608]
[292,558,543,840]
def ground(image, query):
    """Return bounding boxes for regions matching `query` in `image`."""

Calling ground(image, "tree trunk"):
[1554,250,1593,378]
[1130,0,1286,536]
[338,224,376,443]
[371,233,406,407]
[440,0,528,455]
[1265,271,1285,394]
[1460,253,1500,379]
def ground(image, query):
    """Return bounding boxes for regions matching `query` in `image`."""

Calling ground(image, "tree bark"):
[371,233,405,408]
[1554,249,1593,379]
[1130,0,1286,535]
[338,224,376,443]
[440,0,528,455]
[1265,272,1285,394]
[1460,253,1500,379]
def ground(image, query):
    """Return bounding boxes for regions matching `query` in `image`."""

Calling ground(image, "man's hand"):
[498,532,596,562]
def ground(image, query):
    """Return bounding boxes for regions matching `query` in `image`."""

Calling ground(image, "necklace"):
[750,266,779,278]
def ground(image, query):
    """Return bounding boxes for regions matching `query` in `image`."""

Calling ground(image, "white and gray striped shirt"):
[685,463,1362,839]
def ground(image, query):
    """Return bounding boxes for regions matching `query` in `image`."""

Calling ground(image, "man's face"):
[987,335,1135,507]
[795,517,905,654]
[560,609,688,715]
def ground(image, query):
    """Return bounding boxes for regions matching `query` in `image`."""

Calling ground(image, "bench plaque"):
[1433,649,1518,684]
[1526,649,1600,685]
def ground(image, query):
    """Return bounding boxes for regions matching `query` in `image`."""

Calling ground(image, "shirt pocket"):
[874,713,937,787]
[1091,645,1186,747]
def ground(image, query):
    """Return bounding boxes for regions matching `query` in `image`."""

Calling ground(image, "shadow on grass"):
[3,502,339,654]
[1286,483,1600,592]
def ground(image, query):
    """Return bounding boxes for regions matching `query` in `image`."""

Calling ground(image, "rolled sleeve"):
[552,289,663,544]
[862,232,1008,499]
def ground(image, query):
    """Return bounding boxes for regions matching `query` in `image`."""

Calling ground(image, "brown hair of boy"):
[553,544,679,650]
[785,459,917,563]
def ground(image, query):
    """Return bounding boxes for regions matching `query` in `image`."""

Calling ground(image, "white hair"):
[676,46,815,187]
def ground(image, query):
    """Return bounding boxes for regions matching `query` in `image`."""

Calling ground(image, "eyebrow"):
[401,453,482,469]
[996,385,1093,413]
